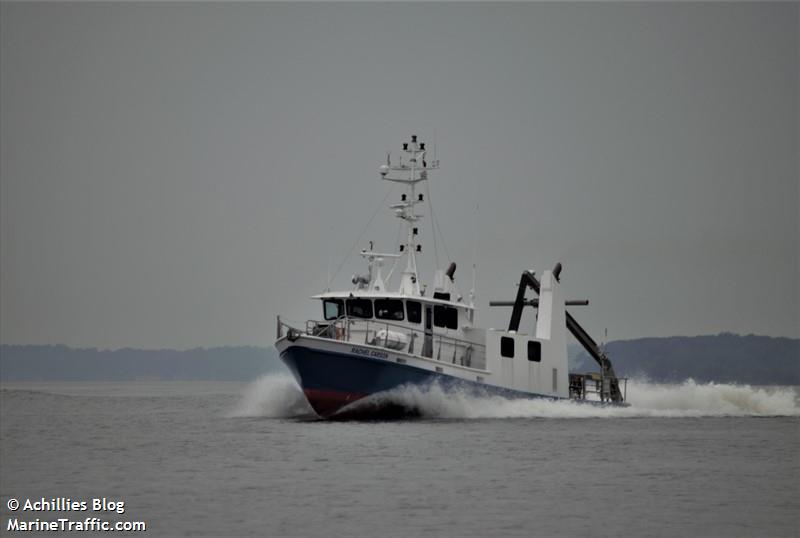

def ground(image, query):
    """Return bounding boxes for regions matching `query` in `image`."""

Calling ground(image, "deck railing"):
[277,315,486,369]
[568,372,628,403]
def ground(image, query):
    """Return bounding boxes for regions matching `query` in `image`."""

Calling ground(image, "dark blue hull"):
[279,343,555,418]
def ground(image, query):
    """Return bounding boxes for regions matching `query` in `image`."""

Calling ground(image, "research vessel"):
[276,135,627,418]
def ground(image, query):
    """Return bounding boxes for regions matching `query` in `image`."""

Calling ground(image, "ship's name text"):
[350,346,388,359]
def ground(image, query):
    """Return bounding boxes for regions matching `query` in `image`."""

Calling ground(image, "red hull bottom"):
[303,388,367,418]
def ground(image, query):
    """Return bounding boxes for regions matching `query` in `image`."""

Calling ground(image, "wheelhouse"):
[309,292,484,368]
[316,293,473,331]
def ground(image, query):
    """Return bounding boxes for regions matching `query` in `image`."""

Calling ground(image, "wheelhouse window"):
[323,299,343,321]
[527,341,541,362]
[501,336,515,358]
[406,301,422,324]
[434,305,458,330]
[375,299,404,321]
[346,298,373,319]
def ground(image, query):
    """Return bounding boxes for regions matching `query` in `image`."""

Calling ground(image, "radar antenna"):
[378,135,439,296]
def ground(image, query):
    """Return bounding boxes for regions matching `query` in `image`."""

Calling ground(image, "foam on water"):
[622,378,800,417]
[230,375,800,419]
[357,379,800,418]
[227,374,314,418]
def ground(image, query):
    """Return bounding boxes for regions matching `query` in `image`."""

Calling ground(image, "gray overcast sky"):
[1,2,797,349]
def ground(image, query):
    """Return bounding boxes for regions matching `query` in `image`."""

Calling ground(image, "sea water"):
[1,377,798,537]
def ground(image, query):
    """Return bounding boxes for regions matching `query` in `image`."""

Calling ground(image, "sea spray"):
[227,374,314,418]
[625,379,800,417]
[229,375,799,419]
[334,378,800,419]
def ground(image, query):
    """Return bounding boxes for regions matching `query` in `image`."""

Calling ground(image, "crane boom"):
[502,266,624,403]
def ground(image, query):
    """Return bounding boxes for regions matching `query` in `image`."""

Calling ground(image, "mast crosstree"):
[377,135,440,297]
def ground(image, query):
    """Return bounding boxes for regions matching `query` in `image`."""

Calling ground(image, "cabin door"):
[423,304,433,358]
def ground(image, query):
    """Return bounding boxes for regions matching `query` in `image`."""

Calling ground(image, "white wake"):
[229,375,799,419]
[363,379,800,419]
[227,374,314,418]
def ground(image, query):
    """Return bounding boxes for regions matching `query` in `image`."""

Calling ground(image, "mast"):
[378,135,439,296]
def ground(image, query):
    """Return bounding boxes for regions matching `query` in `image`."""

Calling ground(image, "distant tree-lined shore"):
[0,345,281,382]
[569,333,799,385]
[1,333,798,384]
